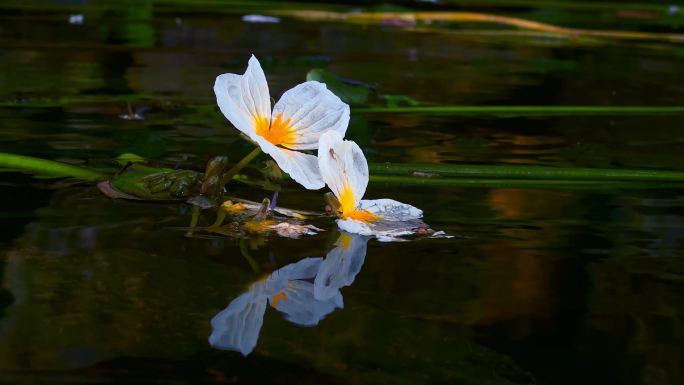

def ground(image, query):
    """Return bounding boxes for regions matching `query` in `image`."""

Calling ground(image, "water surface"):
[1,2,683,384]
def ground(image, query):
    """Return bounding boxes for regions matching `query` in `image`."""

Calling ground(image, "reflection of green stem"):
[0,152,106,181]
[355,106,684,116]
[212,209,226,227]
[369,163,684,182]
[185,205,201,237]
[220,147,262,188]
[239,239,260,274]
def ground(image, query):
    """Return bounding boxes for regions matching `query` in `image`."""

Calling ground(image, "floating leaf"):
[116,153,147,165]
[109,165,203,201]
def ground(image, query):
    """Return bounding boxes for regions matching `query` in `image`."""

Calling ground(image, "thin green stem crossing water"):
[369,163,684,182]
[356,106,684,116]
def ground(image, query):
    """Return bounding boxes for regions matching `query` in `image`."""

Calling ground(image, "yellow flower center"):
[338,184,379,223]
[255,113,297,147]
[270,292,287,307]
[221,201,246,212]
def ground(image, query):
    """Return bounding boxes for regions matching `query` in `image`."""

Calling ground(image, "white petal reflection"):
[208,291,267,356]
[270,280,343,326]
[208,249,360,355]
[314,232,369,301]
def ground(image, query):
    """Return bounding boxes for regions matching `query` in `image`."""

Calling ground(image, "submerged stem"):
[220,147,262,188]
[212,209,227,227]
[239,239,260,274]
[185,205,201,237]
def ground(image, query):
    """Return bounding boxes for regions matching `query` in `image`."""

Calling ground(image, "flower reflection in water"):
[209,232,370,355]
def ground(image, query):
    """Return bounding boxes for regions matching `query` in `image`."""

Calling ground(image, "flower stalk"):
[219,147,262,189]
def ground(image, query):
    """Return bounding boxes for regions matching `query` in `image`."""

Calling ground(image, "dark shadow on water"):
[0,353,344,385]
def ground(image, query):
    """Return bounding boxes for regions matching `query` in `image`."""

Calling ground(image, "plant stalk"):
[220,147,262,188]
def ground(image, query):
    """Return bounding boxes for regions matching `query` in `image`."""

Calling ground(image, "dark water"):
[1,2,683,384]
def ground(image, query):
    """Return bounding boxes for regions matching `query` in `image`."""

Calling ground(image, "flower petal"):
[214,55,271,139]
[270,280,343,326]
[272,81,350,150]
[208,291,267,356]
[270,257,323,281]
[314,232,368,301]
[358,198,423,221]
[318,131,369,206]
[337,219,373,236]
[336,199,425,240]
[255,135,324,190]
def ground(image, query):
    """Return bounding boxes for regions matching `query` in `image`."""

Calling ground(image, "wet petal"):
[272,81,349,150]
[358,198,423,221]
[255,135,324,190]
[270,280,343,326]
[208,291,267,356]
[214,55,271,139]
[314,233,369,300]
[318,131,369,209]
[336,199,426,240]
[270,222,324,239]
[337,219,373,236]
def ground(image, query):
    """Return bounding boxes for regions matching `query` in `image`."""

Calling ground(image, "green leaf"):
[116,153,147,165]
[306,69,371,106]
[109,165,203,201]
[0,152,106,181]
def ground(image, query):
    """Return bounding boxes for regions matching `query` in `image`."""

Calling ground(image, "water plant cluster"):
[213,56,431,241]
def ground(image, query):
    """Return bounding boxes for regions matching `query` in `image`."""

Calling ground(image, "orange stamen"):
[255,113,297,146]
[345,209,380,222]
[271,292,287,307]
[338,184,379,223]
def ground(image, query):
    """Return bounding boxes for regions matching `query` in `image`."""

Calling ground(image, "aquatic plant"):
[214,55,349,190]
[318,131,425,238]
[209,232,368,355]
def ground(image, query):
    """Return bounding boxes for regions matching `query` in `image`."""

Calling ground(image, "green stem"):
[212,209,227,227]
[0,152,106,181]
[355,106,684,116]
[369,175,684,190]
[220,147,262,188]
[239,239,260,274]
[369,163,684,182]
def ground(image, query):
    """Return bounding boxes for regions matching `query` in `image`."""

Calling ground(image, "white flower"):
[314,232,369,301]
[214,55,350,189]
[209,257,343,355]
[318,131,424,237]
[208,232,371,355]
